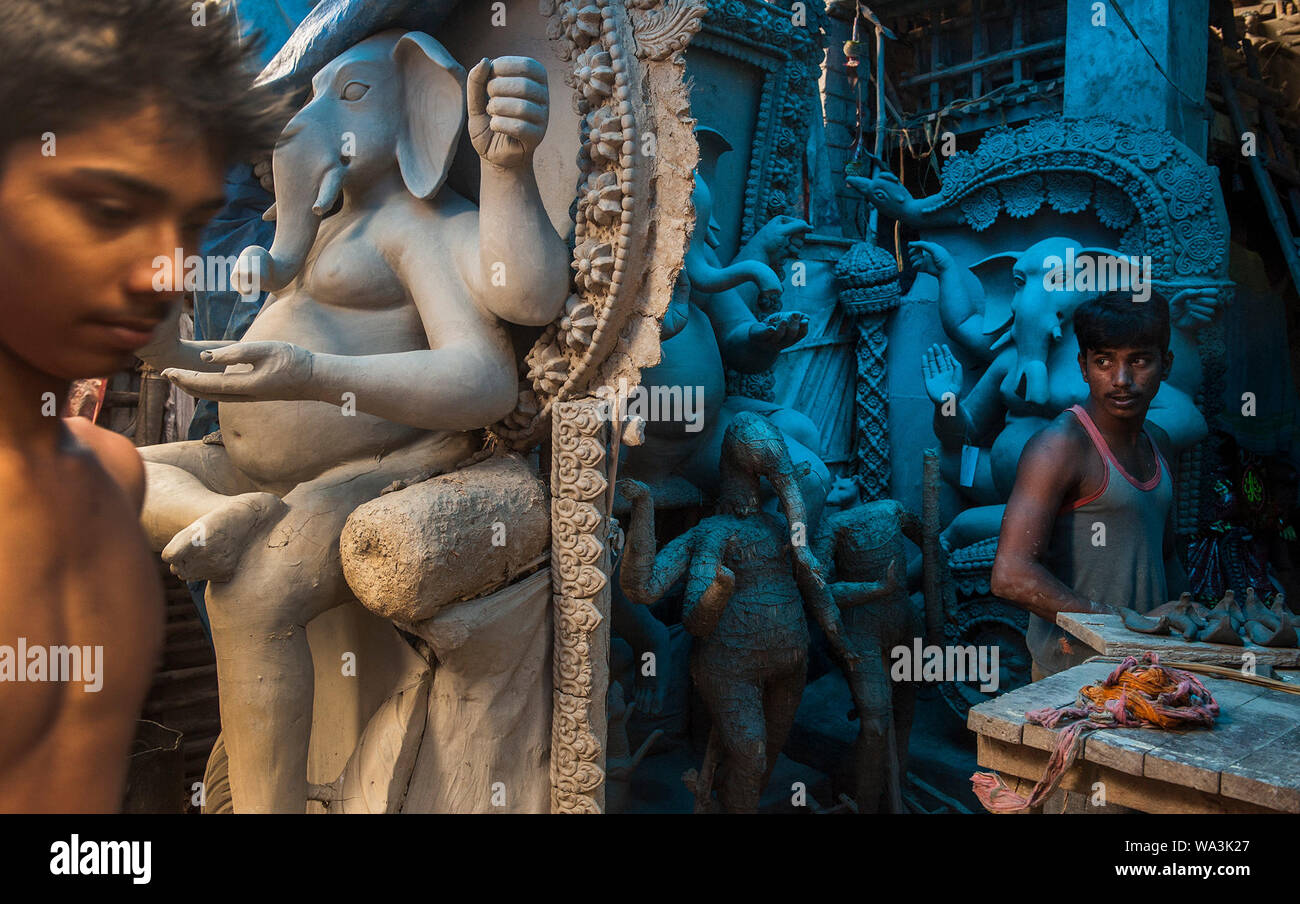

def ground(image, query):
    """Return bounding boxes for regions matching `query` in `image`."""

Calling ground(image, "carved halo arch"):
[491,0,704,814]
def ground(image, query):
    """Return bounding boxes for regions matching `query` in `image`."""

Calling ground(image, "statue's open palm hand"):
[163,341,314,403]
[922,343,963,405]
[468,57,549,169]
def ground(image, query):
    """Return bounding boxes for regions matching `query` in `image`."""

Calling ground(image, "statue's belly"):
[218,296,434,488]
[639,304,726,437]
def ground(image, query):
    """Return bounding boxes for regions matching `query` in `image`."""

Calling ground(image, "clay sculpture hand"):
[1118,589,1299,648]
[136,32,568,812]
[617,413,857,814]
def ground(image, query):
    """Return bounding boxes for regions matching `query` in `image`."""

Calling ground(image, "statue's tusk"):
[312,166,346,216]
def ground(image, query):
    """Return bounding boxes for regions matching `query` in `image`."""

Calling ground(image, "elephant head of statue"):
[718,411,814,531]
[983,236,1136,407]
[845,152,926,223]
[244,30,465,292]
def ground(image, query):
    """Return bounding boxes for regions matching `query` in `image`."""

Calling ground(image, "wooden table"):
[968,660,1300,813]
[1056,611,1300,670]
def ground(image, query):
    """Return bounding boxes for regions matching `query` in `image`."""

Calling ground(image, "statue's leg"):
[890,609,925,786]
[609,566,672,717]
[759,648,808,792]
[207,433,474,813]
[138,441,262,550]
[691,647,766,814]
[766,407,820,457]
[846,641,892,814]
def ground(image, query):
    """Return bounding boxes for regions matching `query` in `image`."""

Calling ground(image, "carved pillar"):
[550,398,612,813]
[835,242,902,501]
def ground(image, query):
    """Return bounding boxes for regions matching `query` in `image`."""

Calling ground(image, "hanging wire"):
[1108,0,1208,109]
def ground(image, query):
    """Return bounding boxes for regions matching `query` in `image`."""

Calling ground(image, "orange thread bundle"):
[971,653,1219,812]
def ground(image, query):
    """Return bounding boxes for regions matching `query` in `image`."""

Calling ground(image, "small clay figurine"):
[618,413,859,814]
[813,479,924,814]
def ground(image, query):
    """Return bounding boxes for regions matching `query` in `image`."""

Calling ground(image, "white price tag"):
[960,445,979,488]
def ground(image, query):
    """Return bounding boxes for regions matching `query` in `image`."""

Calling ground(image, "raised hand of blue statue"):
[922,343,963,405]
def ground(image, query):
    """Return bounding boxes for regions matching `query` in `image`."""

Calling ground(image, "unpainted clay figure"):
[1121,588,1299,647]
[135,31,569,812]
[617,413,859,814]
[815,477,924,813]
[611,128,828,719]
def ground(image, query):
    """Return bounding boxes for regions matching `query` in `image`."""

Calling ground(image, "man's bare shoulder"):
[1023,411,1091,466]
[62,418,145,512]
[1145,420,1174,462]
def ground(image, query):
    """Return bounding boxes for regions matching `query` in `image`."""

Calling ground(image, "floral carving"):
[961,185,1001,231]
[585,106,625,167]
[561,4,604,47]
[559,294,600,352]
[573,45,615,110]
[1000,174,1045,219]
[526,341,570,396]
[1093,180,1136,230]
[580,170,623,227]
[572,239,615,292]
[1045,172,1091,214]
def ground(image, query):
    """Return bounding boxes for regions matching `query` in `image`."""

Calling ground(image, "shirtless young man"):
[991,290,1188,679]
[0,0,279,811]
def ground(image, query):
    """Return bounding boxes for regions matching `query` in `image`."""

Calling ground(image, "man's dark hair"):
[1074,289,1171,357]
[0,0,286,168]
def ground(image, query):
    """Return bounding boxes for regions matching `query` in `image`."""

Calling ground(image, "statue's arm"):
[138,339,235,374]
[302,247,518,429]
[681,533,734,638]
[909,241,990,361]
[463,162,570,326]
[832,563,900,610]
[694,244,802,373]
[793,545,857,665]
[932,355,1003,448]
[459,57,569,327]
[134,304,234,374]
[617,480,692,605]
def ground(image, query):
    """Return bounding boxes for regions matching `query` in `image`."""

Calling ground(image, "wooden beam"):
[900,37,1066,87]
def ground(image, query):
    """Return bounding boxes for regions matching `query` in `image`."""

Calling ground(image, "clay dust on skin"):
[0,638,103,692]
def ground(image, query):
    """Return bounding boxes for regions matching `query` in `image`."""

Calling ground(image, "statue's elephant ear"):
[393,31,467,200]
[1078,247,1137,297]
[971,251,1021,337]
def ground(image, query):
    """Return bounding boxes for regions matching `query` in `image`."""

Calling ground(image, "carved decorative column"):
[835,242,902,501]
[550,398,612,813]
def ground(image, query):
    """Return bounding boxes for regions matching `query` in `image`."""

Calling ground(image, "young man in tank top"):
[992,290,1188,679]
[0,1,280,810]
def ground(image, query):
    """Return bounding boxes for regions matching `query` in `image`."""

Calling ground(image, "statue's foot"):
[162,492,286,583]
[633,617,672,719]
